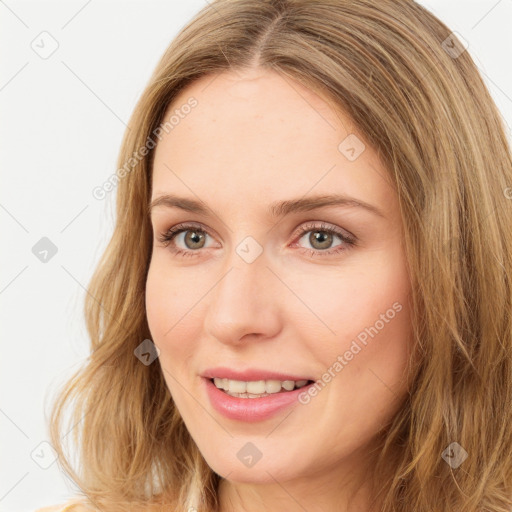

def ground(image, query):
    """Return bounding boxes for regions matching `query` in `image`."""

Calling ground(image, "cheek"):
[292,249,413,393]
[289,251,410,341]
[145,259,206,419]
[145,256,201,374]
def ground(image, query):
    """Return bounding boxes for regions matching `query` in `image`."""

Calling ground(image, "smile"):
[212,377,311,397]
[203,377,316,422]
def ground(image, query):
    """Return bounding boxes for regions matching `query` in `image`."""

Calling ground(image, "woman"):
[39,0,512,511]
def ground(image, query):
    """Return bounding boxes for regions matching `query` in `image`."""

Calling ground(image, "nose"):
[203,246,282,346]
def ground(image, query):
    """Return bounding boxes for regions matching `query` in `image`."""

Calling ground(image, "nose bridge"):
[213,240,269,314]
[217,233,269,299]
[203,237,281,343]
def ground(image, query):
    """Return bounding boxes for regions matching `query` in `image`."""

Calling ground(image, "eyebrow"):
[148,193,385,219]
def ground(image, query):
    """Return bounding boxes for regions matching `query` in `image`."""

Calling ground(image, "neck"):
[216,440,386,512]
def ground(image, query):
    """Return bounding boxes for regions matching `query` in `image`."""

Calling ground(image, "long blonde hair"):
[48,1,512,510]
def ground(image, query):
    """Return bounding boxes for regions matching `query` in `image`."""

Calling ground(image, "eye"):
[156,221,356,258]
[291,221,356,257]
[157,222,214,258]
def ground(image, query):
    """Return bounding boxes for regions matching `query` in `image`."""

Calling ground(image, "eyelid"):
[157,221,219,247]
[159,221,216,240]
[290,220,356,244]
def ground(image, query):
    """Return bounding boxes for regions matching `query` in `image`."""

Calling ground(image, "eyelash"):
[156,221,356,259]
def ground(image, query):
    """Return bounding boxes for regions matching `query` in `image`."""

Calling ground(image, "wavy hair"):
[48,0,512,510]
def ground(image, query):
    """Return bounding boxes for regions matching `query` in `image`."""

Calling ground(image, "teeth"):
[282,380,295,391]
[246,380,266,394]
[266,380,283,393]
[227,391,271,398]
[230,380,247,393]
[212,377,310,395]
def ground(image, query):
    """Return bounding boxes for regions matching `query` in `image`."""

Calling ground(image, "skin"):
[146,67,414,512]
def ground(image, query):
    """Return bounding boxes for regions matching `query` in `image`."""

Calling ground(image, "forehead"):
[173,68,344,119]
[164,68,353,140]
[151,69,394,217]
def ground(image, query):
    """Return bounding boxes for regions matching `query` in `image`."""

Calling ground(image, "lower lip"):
[203,377,312,422]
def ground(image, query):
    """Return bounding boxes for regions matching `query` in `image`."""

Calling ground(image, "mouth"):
[208,377,315,398]
[202,375,316,422]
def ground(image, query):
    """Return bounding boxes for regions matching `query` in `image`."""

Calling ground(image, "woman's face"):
[146,68,414,489]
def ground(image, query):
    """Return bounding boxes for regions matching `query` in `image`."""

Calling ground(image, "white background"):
[1,1,511,511]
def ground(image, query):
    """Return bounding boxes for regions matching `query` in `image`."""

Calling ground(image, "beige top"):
[35,501,89,512]
[35,499,172,511]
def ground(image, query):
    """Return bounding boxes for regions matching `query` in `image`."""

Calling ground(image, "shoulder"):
[34,500,93,512]
[34,499,172,512]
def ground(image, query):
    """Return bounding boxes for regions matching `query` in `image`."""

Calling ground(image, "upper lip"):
[202,366,314,382]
